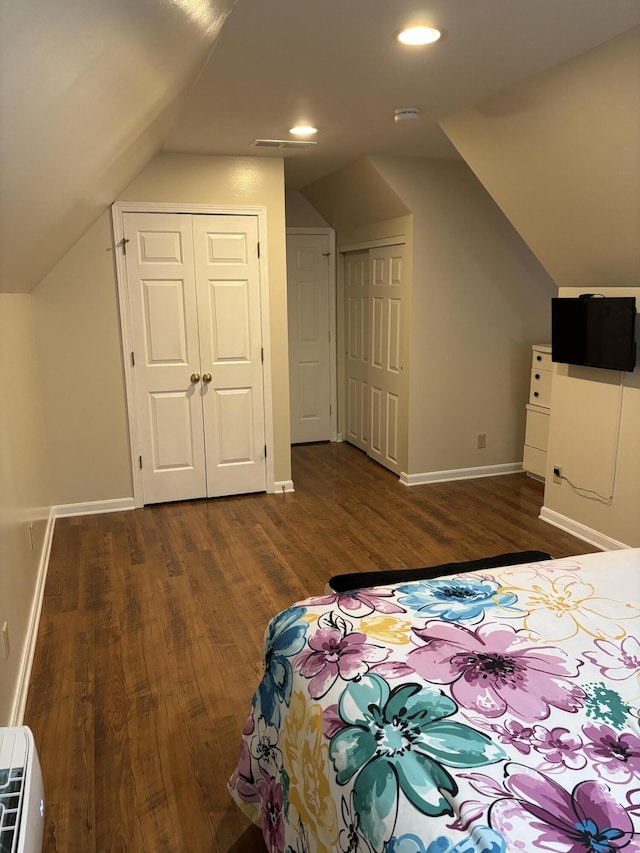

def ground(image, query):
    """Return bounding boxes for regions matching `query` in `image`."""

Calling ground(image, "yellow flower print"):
[499,573,640,642]
[358,614,412,644]
[281,691,338,851]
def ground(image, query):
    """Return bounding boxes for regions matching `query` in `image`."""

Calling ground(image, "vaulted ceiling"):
[2,0,639,293]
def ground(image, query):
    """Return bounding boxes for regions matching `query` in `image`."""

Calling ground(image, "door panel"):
[193,214,266,497]
[344,251,369,451]
[368,245,404,475]
[287,234,331,443]
[125,212,206,504]
[344,245,405,475]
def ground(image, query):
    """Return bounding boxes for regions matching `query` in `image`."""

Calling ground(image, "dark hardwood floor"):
[25,442,596,852]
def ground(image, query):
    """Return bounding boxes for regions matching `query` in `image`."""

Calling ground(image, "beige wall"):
[302,157,409,231]
[33,214,132,505]
[285,190,329,227]
[370,157,556,476]
[440,28,640,289]
[0,295,51,724]
[544,288,639,548]
[32,153,291,506]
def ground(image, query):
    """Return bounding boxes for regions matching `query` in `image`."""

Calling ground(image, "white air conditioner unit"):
[0,727,44,853]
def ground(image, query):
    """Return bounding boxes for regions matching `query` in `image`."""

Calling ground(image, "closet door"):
[124,212,207,503]
[368,245,404,475]
[124,211,266,504]
[344,251,369,452]
[344,244,406,475]
[193,214,266,497]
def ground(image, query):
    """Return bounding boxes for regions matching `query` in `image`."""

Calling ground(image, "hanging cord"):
[555,372,625,505]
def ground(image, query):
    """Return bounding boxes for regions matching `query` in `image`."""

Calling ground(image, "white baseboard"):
[272,480,295,494]
[11,508,56,726]
[54,497,136,518]
[539,507,629,552]
[400,462,523,487]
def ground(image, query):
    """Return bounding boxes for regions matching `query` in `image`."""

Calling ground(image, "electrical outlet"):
[553,465,563,484]
[2,622,9,660]
[477,433,487,449]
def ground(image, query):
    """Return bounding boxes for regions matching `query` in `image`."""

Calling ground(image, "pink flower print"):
[408,620,585,720]
[305,587,405,618]
[583,723,640,784]
[489,764,639,852]
[532,725,586,771]
[584,637,640,681]
[488,719,535,755]
[296,621,389,699]
[258,777,285,853]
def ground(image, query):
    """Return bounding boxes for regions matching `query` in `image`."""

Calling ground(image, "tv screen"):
[551,296,637,372]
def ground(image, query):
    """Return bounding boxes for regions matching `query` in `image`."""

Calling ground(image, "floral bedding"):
[228,548,640,853]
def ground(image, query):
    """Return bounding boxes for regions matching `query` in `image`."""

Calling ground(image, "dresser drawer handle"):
[534,391,539,397]
[535,373,540,379]
[536,355,542,361]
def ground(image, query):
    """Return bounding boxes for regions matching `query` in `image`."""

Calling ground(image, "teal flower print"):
[256,606,308,726]
[329,674,506,852]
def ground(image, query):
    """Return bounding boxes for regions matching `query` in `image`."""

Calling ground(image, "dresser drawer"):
[529,368,552,407]
[525,407,549,451]
[532,349,552,371]
[523,444,547,478]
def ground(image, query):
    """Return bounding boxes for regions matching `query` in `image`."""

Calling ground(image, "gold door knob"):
[190,373,200,383]
[202,372,212,384]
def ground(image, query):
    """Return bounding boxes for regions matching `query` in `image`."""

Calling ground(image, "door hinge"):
[264,445,267,458]
[261,347,264,363]
[139,455,143,469]
[121,237,130,255]
[257,242,260,259]
[131,351,135,367]
[330,404,332,415]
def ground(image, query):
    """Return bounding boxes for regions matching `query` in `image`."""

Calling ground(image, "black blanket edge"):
[328,550,552,593]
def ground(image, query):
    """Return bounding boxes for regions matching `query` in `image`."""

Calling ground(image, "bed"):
[228,548,640,852]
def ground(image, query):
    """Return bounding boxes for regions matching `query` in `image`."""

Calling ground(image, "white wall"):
[543,288,640,548]
[0,295,51,724]
[285,190,329,227]
[370,157,557,477]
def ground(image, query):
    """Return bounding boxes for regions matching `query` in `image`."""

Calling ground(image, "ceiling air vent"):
[251,139,317,149]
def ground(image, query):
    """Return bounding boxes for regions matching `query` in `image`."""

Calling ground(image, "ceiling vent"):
[251,139,318,149]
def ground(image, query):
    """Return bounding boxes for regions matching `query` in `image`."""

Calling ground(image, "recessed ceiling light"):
[289,125,318,136]
[397,26,442,46]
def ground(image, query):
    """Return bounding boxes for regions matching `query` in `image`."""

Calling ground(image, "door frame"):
[112,201,275,508]
[286,227,337,441]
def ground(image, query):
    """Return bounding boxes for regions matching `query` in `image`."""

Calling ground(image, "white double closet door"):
[344,244,405,475]
[124,212,266,504]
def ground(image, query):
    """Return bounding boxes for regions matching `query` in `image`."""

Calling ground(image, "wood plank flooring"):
[25,442,596,853]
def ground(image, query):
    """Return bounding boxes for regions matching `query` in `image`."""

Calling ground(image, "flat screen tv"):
[551,296,637,372]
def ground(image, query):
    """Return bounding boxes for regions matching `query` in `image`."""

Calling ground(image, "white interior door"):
[344,251,369,452]
[343,244,405,475]
[193,214,266,496]
[124,211,266,504]
[124,212,206,504]
[287,234,331,443]
[368,245,404,475]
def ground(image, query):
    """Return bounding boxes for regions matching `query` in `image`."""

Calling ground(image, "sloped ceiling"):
[3,0,640,295]
[0,0,235,294]
[440,27,640,288]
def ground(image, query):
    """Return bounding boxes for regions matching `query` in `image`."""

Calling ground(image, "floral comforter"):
[228,549,640,853]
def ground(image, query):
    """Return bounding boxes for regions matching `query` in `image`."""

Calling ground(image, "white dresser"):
[523,344,552,479]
